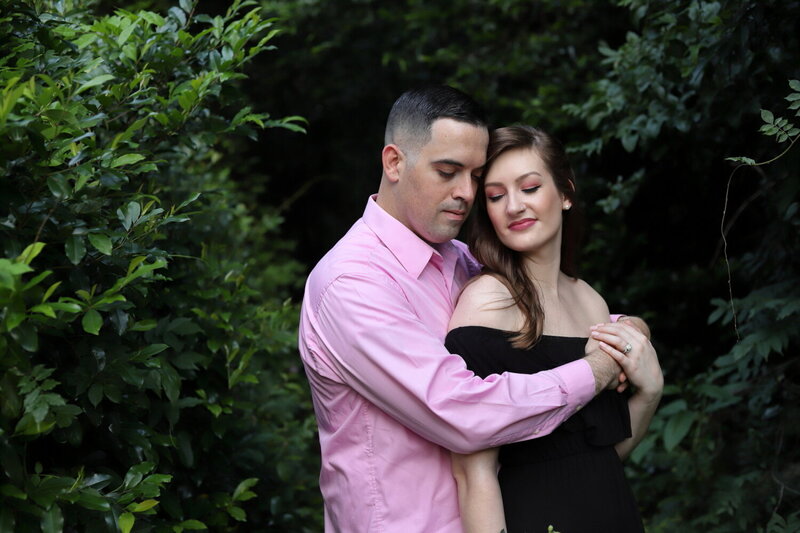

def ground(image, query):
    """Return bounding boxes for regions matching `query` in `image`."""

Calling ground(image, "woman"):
[445,126,663,532]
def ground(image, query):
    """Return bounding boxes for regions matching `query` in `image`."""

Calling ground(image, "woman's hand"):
[590,322,663,399]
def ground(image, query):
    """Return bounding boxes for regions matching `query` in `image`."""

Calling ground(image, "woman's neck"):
[521,242,563,296]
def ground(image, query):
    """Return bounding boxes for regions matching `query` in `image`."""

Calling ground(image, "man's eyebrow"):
[485,171,542,187]
[431,158,465,167]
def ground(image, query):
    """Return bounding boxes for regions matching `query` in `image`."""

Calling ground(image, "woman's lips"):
[508,218,536,230]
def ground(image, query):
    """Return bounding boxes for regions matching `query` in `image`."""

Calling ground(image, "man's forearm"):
[583,350,623,395]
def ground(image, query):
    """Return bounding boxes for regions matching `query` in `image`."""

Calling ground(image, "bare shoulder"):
[566,276,610,323]
[448,274,519,332]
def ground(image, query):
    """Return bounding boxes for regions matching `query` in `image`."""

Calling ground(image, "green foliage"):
[565,4,800,531]
[727,80,800,166]
[1,0,319,531]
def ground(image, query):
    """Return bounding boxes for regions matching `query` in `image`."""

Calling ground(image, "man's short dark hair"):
[384,86,488,152]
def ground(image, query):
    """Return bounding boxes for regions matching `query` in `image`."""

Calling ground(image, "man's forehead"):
[423,119,488,165]
[430,117,488,135]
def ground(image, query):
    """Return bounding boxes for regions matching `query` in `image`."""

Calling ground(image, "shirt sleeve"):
[304,272,595,454]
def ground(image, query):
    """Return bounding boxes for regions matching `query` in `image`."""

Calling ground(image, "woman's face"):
[483,147,570,258]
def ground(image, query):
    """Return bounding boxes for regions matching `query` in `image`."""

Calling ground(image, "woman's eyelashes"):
[485,184,541,202]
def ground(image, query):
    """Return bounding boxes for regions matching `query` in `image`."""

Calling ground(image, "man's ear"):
[382,144,404,183]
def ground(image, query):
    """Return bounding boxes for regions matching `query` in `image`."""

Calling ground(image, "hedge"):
[0,1,321,531]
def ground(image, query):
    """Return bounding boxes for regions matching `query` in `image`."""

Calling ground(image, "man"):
[298,86,629,532]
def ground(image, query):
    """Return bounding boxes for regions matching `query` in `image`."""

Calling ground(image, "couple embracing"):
[298,86,663,532]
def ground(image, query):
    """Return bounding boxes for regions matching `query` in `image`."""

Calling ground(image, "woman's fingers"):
[590,329,636,353]
[590,322,662,395]
[598,336,663,398]
[592,322,645,343]
[599,340,625,361]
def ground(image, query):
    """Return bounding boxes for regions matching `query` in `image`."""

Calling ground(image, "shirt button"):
[533,428,540,435]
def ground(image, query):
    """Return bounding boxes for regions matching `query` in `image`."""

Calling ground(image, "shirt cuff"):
[551,359,596,412]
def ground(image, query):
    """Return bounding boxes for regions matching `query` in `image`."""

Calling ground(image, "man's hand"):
[616,315,651,340]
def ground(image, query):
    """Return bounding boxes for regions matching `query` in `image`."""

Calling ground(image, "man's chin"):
[426,226,462,244]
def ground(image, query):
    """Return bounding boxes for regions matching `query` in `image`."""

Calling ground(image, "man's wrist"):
[583,350,621,395]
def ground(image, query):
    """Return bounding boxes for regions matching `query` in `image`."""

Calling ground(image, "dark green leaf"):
[232,477,258,501]
[40,505,64,533]
[75,74,115,95]
[82,309,102,335]
[87,233,112,255]
[65,235,86,265]
[0,484,27,500]
[118,512,135,533]
[118,202,142,230]
[664,411,697,451]
[76,489,111,511]
[88,383,103,407]
[129,499,159,512]
[179,519,208,530]
[110,154,146,168]
[47,176,71,199]
[10,322,38,352]
[227,506,246,522]
[17,242,46,265]
[169,6,187,26]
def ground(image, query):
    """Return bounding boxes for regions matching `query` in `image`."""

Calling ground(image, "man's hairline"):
[386,117,488,162]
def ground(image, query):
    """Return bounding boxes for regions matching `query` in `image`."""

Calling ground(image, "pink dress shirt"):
[298,196,596,532]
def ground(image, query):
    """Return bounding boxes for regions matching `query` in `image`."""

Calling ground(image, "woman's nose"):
[507,193,524,214]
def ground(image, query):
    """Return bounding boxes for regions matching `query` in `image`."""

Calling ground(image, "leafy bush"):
[0,0,320,531]
[560,2,800,530]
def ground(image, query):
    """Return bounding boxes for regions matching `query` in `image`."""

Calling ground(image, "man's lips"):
[508,218,536,230]
[443,209,467,220]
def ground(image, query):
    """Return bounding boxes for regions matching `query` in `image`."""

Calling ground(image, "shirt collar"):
[363,195,453,279]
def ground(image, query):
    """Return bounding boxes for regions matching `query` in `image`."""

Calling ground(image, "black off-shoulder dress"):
[445,326,644,533]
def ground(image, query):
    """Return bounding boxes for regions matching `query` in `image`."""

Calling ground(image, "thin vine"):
[721,78,800,342]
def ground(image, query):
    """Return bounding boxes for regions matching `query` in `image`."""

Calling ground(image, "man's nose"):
[452,173,476,204]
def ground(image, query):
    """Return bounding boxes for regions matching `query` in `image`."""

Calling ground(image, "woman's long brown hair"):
[466,126,583,348]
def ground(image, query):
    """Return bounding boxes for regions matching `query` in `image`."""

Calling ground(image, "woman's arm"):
[591,322,664,459]
[615,387,662,459]
[447,277,512,532]
[451,449,506,533]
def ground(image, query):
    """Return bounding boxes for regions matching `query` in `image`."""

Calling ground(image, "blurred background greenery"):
[1,0,798,531]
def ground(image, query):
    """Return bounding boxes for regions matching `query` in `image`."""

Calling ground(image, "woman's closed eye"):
[522,185,541,194]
